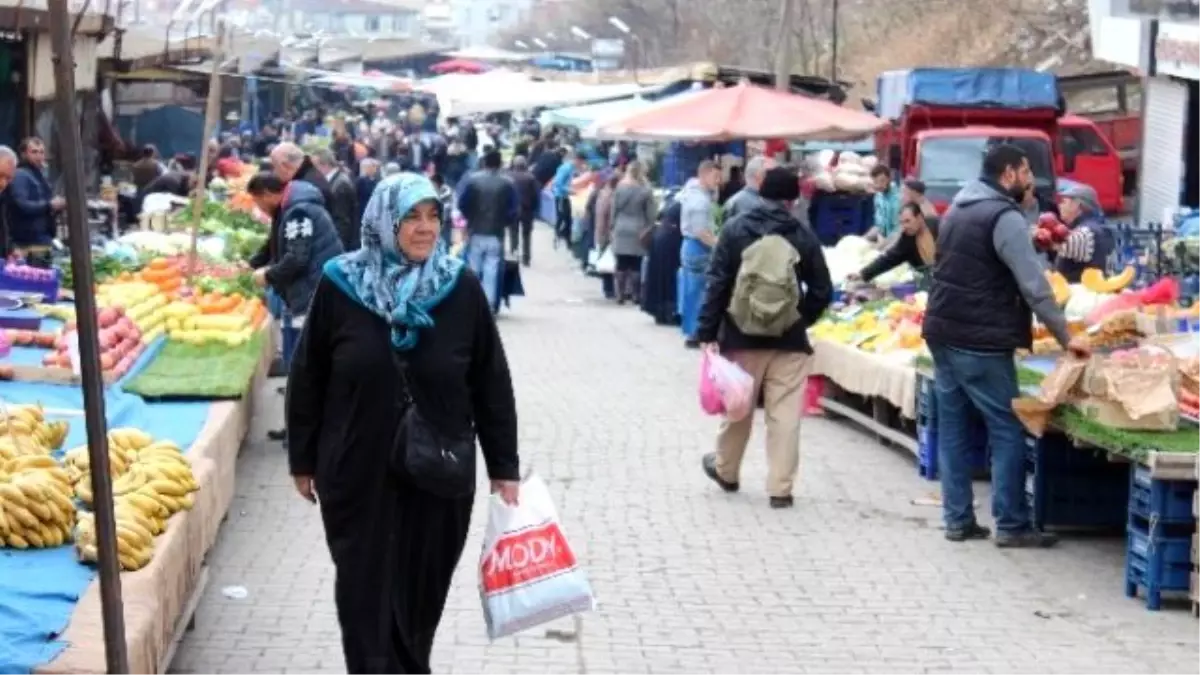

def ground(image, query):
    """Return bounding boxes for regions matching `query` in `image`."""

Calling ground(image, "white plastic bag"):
[479,475,595,639]
[593,247,616,274]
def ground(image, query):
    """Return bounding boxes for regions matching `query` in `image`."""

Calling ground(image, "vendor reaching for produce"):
[846,202,938,287]
[245,173,343,319]
[1050,180,1116,283]
[922,144,1090,549]
[8,138,64,267]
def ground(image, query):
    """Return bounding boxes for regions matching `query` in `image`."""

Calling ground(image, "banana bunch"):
[64,427,154,486]
[0,405,69,462]
[73,435,197,520]
[0,455,77,549]
[74,508,155,571]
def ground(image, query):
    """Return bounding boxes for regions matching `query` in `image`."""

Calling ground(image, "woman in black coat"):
[640,190,683,325]
[286,173,520,673]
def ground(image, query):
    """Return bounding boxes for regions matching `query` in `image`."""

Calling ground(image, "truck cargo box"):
[876,68,1061,120]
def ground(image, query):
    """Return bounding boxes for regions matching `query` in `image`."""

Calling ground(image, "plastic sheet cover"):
[876,68,1060,120]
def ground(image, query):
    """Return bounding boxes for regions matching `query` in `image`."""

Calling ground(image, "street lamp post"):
[607,16,638,85]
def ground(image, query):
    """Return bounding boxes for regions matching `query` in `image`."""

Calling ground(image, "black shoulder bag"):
[391,352,477,498]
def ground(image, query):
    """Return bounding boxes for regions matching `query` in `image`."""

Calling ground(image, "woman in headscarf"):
[640,189,683,325]
[285,173,521,674]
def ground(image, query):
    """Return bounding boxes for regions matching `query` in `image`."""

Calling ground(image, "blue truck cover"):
[876,68,1060,120]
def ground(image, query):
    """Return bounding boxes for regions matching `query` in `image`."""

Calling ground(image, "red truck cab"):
[874,68,1129,216]
[909,126,1057,214]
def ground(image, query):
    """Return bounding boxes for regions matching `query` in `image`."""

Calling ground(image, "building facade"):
[449,0,532,47]
[1088,0,1199,224]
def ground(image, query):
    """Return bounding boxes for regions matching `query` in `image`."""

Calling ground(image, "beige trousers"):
[714,350,810,497]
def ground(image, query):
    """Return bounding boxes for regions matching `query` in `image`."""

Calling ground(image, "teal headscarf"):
[323,172,464,350]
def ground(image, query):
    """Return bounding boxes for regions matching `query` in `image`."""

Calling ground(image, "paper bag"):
[1012,357,1087,437]
[1012,352,1181,435]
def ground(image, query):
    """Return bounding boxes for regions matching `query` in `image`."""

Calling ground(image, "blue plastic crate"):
[1128,466,1198,524]
[917,418,989,481]
[1124,516,1194,610]
[1027,432,1129,531]
[0,267,60,302]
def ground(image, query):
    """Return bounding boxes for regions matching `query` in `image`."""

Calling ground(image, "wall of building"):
[450,0,532,47]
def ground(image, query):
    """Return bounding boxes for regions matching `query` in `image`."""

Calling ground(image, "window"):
[917,135,1055,203]
[1060,126,1110,157]
[365,15,381,32]
[392,13,412,36]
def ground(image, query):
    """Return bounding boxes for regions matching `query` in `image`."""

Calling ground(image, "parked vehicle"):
[873,67,1131,215]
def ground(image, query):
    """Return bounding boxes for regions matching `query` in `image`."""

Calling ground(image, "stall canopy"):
[430,58,490,75]
[540,96,653,129]
[419,71,652,117]
[592,82,887,142]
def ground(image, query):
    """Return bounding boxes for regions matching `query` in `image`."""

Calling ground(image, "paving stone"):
[172,224,1200,674]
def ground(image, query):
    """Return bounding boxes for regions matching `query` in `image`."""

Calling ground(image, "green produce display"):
[912,356,1199,459]
[123,330,267,400]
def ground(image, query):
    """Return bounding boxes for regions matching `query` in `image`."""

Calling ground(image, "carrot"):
[141,267,179,283]
[252,305,267,327]
[157,276,182,292]
[147,258,171,271]
[200,296,239,315]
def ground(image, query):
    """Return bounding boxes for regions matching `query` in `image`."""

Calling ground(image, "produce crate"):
[1027,432,1129,531]
[915,372,990,480]
[1129,466,1198,524]
[0,267,60,302]
[1125,514,1195,611]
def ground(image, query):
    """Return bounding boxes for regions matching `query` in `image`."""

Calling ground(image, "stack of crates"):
[914,373,990,481]
[1025,432,1129,531]
[1193,490,1199,618]
[1124,465,1198,611]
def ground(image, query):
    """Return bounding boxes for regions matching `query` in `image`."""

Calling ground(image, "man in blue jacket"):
[7,138,64,267]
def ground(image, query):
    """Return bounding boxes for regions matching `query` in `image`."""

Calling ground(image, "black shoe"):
[276,386,285,395]
[945,522,992,542]
[522,257,530,267]
[769,496,794,509]
[995,529,1059,548]
[701,453,738,492]
[684,339,700,349]
[266,429,286,441]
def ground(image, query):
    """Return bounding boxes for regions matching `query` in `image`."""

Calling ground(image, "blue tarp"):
[876,68,1060,120]
[0,343,211,673]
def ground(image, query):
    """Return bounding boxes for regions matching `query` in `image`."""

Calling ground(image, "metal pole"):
[188,19,226,281]
[44,1,129,672]
[773,0,795,91]
[830,0,839,83]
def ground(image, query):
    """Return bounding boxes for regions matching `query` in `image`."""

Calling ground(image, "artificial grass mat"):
[124,330,266,400]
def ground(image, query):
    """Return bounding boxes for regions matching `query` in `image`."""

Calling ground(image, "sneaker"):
[945,522,992,542]
[266,429,286,442]
[995,529,1059,548]
[684,339,700,350]
[701,453,738,493]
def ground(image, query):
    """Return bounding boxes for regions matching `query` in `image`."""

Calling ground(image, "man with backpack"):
[694,167,834,509]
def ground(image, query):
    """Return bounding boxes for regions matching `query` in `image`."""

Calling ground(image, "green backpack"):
[727,234,802,337]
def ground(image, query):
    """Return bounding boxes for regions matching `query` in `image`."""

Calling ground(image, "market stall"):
[0,159,280,673]
[808,242,1200,611]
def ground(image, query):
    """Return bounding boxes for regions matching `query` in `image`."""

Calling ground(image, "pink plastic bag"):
[699,352,756,421]
[699,353,726,415]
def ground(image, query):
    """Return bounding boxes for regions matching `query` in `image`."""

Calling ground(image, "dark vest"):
[922,199,1032,352]
[1054,216,1115,283]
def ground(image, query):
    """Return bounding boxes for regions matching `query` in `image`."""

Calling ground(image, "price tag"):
[65,332,82,376]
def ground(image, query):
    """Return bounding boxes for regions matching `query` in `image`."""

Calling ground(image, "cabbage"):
[823,235,915,286]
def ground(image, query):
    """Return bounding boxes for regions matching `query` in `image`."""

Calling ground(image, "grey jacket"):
[678,177,715,241]
[609,182,656,256]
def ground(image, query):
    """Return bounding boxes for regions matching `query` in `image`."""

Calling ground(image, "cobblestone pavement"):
[172,226,1199,674]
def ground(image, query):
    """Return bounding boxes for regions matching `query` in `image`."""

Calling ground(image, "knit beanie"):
[759,167,801,201]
